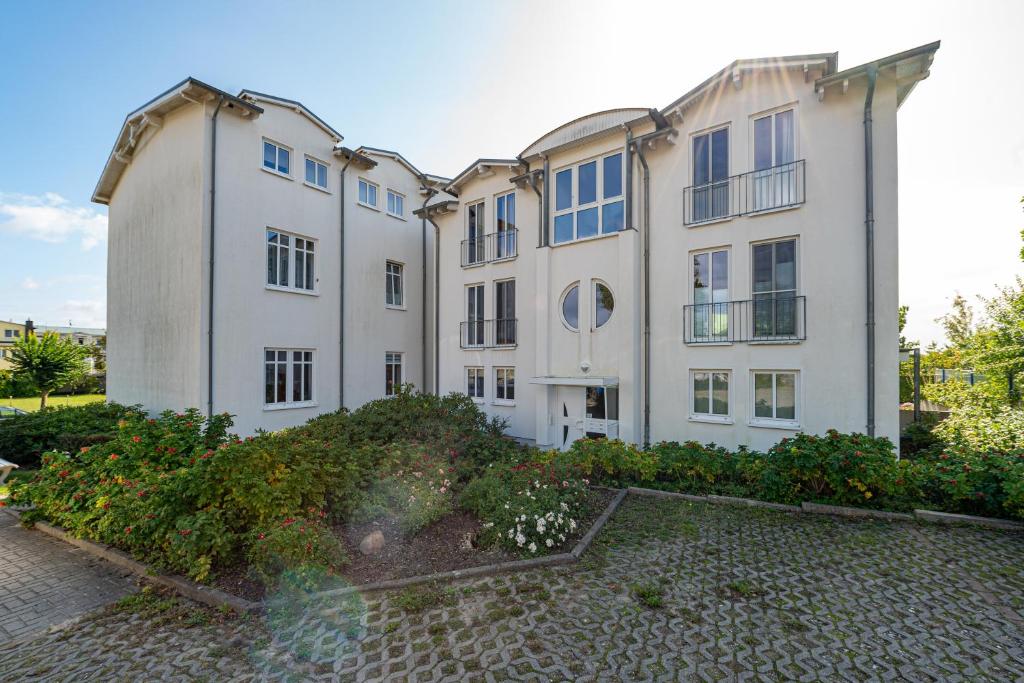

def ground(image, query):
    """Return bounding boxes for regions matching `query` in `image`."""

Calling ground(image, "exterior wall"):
[0,320,26,370]
[106,103,206,413]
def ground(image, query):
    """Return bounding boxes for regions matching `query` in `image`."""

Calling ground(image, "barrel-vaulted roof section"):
[519,108,651,160]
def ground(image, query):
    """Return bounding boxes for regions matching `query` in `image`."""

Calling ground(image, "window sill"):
[749,419,800,430]
[387,212,406,221]
[471,397,485,405]
[688,415,734,425]
[303,181,331,194]
[264,401,318,412]
[685,216,733,229]
[550,230,623,249]
[262,166,293,181]
[684,340,734,346]
[461,261,487,269]
[493,399,516,407]
[748,339,803,346]
[266,284,319,297]
[385,304,407,311]
[358,201,380,212]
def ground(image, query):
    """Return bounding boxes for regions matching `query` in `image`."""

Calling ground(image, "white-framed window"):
[262,139,291,177]
[691,248,730,341]
[465,283,484,347]
[691,125,729,222]
[751,370,799,427]
[560,282,580,332]
[3,329,18,338]
[752,238,797,338]
[264,349,314,407]
[266,229,316,292]
[593,281,614,329]
[690,370,731,421]
[358,178,379,209]
[465,200,485,265]
[386,261,404,308]
[304,156,328,190]
[751,106,796,211]
[494,279,516,346]
[385,352,403,396]
[552,151,625,244]
[495,192,517,259]
[495,367,515,404]
[467,367,484,400]
[386,190,405,218]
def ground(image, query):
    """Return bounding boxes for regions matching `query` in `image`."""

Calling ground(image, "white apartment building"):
[96,42,937,448]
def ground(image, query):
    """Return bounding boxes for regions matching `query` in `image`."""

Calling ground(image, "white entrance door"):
[555,386,586,451]
[554,386,620,451]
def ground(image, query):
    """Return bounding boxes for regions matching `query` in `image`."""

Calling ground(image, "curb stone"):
[914,509,1024,530]
[708,495,802,513]
[626,487,707,503]
[801,502,914,521]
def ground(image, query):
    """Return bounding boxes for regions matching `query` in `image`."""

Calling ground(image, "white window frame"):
[358,178,379,210]
[386,189,406,219]
[689,369,732,423]
[494,367,515,405]
[465,200,486,266]
[551,150,626,245]
[266,228,318,295]
[385,352,403,396]
[264,348,315,410]
[591,279,615,330]
[560,281,581,332]
[466,366,485,402]
[304,155,329,192]
[751,237,799,341]
[262,138,292,179]
[749,370,801,429]
[385,260,405,309]
[690,246,731,342]
[749,105,799,213]
[494,191,517,261]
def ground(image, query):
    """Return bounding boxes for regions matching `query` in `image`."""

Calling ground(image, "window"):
[262,140,291,176]
[358,178,378,208]
[264,349,313,407]
[465,201,485,265]
[267,229,316,292]
[304,157,328,189]
[691,127,729,221]
[387,190,405,218]
[752,239,797,337]
[466,284,484,347]
[495,279,516,346]
[495,367,515,403]
[467,367,484,400]
[752,108,796,211]
[691,370,730,420]
[561,283,580,331]
[385,352,403,396]
[385,261,404,308]
[552,152,624,244]
[752,371,798,425]
[3,329,18,338]
[692,249,729,341]
[495,192,517,259]
[593,282,614,329]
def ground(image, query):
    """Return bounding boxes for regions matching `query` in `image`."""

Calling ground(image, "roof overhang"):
[814,41,939,108]
[519,108,651,160]
[238,90,343,142]
[528,375,619,388]
[333,145,377,169]
[413,199,459,219]
[445,158,524,195]
[92,78,263,204]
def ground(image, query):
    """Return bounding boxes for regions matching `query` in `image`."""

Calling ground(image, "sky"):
[0,0,1021,345]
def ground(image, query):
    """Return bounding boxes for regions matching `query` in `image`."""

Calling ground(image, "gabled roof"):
[445,158,524,195]
[354,146,451,187]
[814,41,939,108]
[519,108,651,160]
[238,90,344,141]
[92,77,262,204]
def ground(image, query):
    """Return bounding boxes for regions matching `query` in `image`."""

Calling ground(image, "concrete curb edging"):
[914,509,1024,530]
[709,495,802,513]
[22,516,261,614]
[315,488,628,605]
[801,502,914,521]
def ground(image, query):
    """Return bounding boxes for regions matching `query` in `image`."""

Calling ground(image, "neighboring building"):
[95,42,938,448]
[0,320,27,371]
[35,325,106,373]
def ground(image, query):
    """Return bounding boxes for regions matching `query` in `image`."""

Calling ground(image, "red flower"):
[258,533,265,540]
[178,529,192,536]
[109,454,119,461]
[131,436,141,444]
[58,470,70,479]
[124,526,132,534]
[102,501,111,510]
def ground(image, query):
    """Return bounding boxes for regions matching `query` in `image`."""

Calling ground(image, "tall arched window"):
[594,282,614,328]
[561,283,580,331]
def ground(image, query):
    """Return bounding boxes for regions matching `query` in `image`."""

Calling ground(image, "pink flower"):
[131,436,141,444]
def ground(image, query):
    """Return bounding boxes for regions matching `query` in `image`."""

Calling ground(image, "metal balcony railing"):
[461,229,519,267]
[460,318,518,348]
[683,296,806,344]
[683,160,806,225]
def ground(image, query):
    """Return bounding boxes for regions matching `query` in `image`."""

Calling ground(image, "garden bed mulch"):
[336,487,616,587]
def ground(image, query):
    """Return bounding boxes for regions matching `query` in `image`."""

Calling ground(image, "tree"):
[9,332,89,409]
[936,293,974,348]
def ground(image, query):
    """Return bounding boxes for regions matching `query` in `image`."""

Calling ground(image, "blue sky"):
[1,0,1022,345]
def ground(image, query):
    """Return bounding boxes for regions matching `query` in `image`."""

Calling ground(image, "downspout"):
[339,158,352,410]
[541,156,551,247]
[633,140,652,449]
[421,186,438,393]
[516,157,542,250]
[864,65,878,437]
[206,96,225,420]
[429,215,441,394]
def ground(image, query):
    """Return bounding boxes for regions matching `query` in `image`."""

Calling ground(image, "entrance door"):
[555,386,620,451]
[555,386,586,451]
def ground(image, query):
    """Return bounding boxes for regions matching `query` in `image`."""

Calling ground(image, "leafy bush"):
[933,402,1024,453]
[548,438,658,486]
[651,441,752,495]
[247,512,346,589]
[351,443,454,534]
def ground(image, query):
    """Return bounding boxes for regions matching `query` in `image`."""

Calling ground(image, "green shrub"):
[651,441,752,495]
[0,401,145,468]
[351,443,454,534]
[550,438,658,486]
[247,512,346,589]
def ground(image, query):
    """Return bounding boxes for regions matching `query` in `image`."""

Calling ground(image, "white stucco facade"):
[96,43,936,445]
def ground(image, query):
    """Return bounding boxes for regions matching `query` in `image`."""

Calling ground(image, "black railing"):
[683,160,806,225]
[461,229,519,267]
[683,296,806,344]
[460,318,518,348]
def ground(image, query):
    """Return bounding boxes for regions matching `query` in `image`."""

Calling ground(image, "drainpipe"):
[338,158,353,410]
[428,215,441,394]
[624,129,633,230]
[633,140,652,449]
[516,157,542,251]
[421,186,438,393]
[541,156,550,247]
[864,65,878,437]
[206,96,225,419]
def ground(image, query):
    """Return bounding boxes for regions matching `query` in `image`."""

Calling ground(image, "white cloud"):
[56,297,106,328]
[0,192,107,250]
[21,277,40,290]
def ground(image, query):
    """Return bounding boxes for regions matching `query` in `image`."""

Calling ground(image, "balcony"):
[683,160,806,226]
[683,296,806,344]
[460,318,518,349]
[461,229,519,267]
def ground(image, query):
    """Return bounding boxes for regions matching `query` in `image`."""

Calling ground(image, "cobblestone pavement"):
[0,510,137,642]
[2,496,1023,681]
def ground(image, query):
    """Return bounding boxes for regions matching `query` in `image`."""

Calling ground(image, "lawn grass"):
[2,394,105,412]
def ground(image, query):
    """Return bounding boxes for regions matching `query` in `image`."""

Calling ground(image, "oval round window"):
[594,283,614,328]
[561,284,580,331]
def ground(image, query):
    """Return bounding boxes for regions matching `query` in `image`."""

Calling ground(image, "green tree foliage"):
[9,332,88,409]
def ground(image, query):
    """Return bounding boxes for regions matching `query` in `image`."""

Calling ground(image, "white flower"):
[528,542,537,553]
[569,519,577,530]
[508,529,515,539]
[560,502,569,512]
[559,534,566,542]
[515,532,526,546]
[520,514,527,522]
[482,522,494,529]
[545,512,555,522]
[545,538,554,547]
